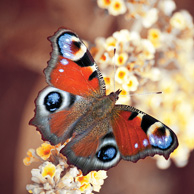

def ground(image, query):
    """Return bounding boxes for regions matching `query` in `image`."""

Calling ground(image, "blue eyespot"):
[96,146,117,162]
[44,92,62,112]
[57,32,81,59]
[149,134,172,149]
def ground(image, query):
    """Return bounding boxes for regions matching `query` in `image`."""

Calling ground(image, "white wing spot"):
[134,143,138,148]
[143,139,149,147]
[61,59,68,65]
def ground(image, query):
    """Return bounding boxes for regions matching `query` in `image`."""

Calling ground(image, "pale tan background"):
[0,0,194,193]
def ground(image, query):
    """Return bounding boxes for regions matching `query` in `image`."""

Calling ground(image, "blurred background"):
[0,0,194,193]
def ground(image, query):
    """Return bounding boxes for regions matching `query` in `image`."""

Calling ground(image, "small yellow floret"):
[41,163,56,178]
[36,143,54,160]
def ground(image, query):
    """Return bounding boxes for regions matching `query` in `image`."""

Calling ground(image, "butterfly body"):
[31,28,178,175]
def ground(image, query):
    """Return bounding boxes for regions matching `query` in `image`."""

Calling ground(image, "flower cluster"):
[91,28,156,104]
[97,0,176,20]
[93,0,194,168]
[24,142,107,194]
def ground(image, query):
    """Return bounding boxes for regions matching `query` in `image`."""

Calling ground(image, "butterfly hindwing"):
[45,28,105,97]
[61,118,121,175]
[111,105,178,162]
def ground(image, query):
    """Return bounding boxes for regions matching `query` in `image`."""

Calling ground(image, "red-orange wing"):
[111,105,178,162]
[45,28,105,98]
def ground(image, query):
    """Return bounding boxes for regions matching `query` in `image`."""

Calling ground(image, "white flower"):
[122,75,139,92]
[108,0,127,16]
[113,29,131,42]
[115,66,128,84]
[170,11,193,30]
[156,156,171,169]
[159,0,176,16]
[173,144,190,167]
[115,52,128,66]
[142,8,158,28]
[170,12,186,30]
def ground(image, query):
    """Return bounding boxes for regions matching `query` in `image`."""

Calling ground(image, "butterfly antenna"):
[129,91,163,97]
[113,48,116,93]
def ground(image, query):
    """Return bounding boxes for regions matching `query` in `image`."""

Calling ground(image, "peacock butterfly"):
[30,28,178,175]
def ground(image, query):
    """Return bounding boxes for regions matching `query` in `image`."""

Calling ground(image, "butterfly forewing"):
[45,28,106,97]
[111,105,178,162]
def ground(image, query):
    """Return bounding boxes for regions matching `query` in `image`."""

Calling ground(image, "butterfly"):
[30,28,178,175]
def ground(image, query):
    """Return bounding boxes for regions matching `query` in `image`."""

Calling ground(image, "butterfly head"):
[108,89,122,102]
